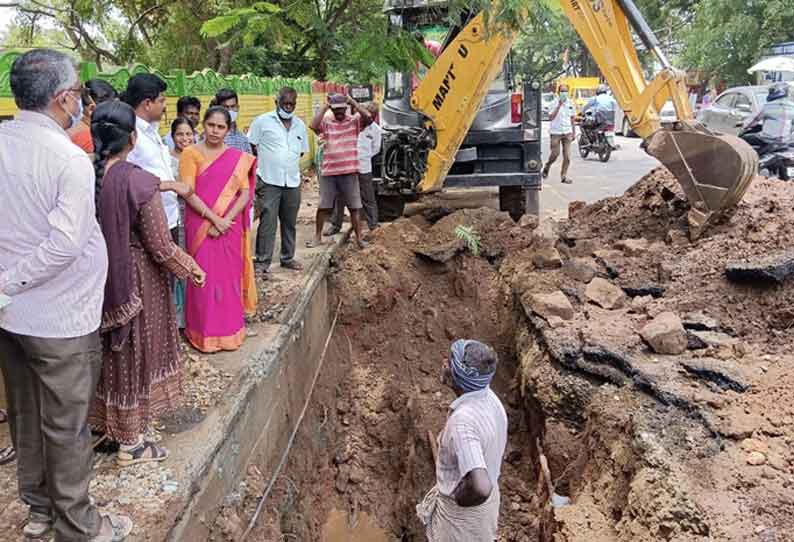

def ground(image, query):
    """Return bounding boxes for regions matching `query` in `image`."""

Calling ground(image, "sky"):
[0,7,14,36]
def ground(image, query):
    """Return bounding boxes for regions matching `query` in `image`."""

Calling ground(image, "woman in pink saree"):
[180,106,258,352]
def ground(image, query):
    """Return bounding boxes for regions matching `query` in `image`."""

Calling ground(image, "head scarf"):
[449,339,496,393]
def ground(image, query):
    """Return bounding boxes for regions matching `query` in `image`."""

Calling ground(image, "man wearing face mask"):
[0,49,133,541]
[213,88,253,154]
[248,87,309,274]
[542,83,577,184]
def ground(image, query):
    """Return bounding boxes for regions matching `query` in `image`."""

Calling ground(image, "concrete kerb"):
[164,229,352,541]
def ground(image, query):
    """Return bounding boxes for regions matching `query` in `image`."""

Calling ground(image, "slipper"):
[305,239,330,249]
[0,446,15,466]
[116,441,169,468]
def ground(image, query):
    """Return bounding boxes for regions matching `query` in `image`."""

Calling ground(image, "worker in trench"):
[417,340,508,541]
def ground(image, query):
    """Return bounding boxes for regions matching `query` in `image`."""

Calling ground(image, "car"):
[697,85,770,135]
[615,99,677,137]
[541,92,556,120]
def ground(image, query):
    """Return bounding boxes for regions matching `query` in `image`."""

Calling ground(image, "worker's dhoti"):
[416,485,500,541]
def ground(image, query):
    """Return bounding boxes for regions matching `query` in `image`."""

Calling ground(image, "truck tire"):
[376,195,406,222]
[499,186,538,222]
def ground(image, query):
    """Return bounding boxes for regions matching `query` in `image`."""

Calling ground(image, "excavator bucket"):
[645,121,758,238]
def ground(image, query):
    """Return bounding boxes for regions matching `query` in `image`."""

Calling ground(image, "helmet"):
[767,82,789,102]
[597,84,609,95]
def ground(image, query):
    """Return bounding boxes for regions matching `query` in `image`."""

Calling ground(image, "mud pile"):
[218,169,794,542]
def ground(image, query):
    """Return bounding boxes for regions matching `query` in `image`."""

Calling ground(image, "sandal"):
[116,441,169,468]
[0,446,16,466]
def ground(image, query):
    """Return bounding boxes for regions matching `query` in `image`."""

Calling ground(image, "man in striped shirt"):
[309,93,371,249]
[417,340,508,541]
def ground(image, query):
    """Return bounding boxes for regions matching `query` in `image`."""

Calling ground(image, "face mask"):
[229,110,239,123]
[277,107,294,120]
[64,93,83,130]
[560,92,569,102]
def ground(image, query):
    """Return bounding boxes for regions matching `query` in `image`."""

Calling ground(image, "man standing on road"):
[309,93,371,249]
[542,83,577,184]
[0,48,132,541]
[325,101,382,235]
[417,339,508,542]
[249,87,309,274]
[123,73,181,241]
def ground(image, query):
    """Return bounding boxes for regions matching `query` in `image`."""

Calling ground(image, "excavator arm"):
[410,0,757,237]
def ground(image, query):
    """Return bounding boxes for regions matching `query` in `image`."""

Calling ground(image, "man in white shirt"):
[543,84,577,184]
[326,102,382,234]
[248,87,309,273]
[0,49,132,542]
[123,74,180,240]
[417,339,508,541]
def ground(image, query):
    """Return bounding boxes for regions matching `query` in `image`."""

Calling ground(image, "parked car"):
[697,85,770,135]
[541,92,556,120]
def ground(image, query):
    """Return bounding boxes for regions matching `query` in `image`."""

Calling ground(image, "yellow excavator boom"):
[410,0,758,237]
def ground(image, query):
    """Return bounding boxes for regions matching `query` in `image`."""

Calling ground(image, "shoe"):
[23,511,52,539]
[561,177,573,184]
[323,225,341,236]
[280,260,304,271]
[90,513,133,542]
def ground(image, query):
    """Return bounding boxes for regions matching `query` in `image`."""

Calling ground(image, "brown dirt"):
[220,169,794,542]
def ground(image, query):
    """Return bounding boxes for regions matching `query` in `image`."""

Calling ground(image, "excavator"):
[375,0,758,238]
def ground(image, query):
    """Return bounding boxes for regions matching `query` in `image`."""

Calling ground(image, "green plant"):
[454,225,482,257]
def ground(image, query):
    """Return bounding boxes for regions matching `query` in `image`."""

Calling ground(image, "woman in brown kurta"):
[88,101,206,467]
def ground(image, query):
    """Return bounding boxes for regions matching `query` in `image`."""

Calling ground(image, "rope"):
[239,299,343,540]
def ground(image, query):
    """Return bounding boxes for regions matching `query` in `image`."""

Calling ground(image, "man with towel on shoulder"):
[418,339,508,541]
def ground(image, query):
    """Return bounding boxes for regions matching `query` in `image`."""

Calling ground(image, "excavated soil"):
[216,169,794,542]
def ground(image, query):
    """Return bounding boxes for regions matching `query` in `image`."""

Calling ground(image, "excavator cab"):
[375,0,543,221]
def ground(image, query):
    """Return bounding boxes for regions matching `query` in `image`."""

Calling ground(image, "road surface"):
[539,122,660,218]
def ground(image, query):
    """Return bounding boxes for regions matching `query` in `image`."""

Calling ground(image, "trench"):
[211,211,633,542]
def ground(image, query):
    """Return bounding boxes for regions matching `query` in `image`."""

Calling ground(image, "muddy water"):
[321,508,390,542]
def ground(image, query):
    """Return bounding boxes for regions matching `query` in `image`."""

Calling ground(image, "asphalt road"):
[539,121,660,218]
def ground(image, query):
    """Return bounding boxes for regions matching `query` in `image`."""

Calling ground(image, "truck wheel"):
[376,195,406,222]
[499,186,538,222]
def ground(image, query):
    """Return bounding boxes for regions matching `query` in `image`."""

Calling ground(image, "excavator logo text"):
[432,45,470,111]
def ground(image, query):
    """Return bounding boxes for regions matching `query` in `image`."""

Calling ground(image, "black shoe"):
[323,225,341,236]
[561,177,573,184]
[281,259,304,271]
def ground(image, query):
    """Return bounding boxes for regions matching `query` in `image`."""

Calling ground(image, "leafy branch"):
[454,225,481,257]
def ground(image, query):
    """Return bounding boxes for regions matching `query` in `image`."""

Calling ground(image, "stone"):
[682,312,720,331]
[615,238,651,256]
[568,200,587,218]
[528,291,575,322]
[585,277,628,310]
[547,316,566,328]
[349,465,367,484]
[640,312,688,355]
[593,249,623,278]
[532,247,563,269]
[414,240,464,264]
[656,261,675,283]
[562,258,598,283]
[518,214,539,229]
[630,295,653,312]
[666,229,689,246]
[741,438,769,455]
[725,250,794,285]
[747,452,768,466]
[690,331,737,349]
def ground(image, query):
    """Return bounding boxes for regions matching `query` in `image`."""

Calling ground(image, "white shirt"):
[357,122,382,174]
[248,111,309,188]
[549,99,577,135]
[0,111,108,338]
[128,116,179,228]
[435,387,508,497]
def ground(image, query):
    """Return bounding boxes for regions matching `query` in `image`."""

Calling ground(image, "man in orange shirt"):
[67,79,117,154]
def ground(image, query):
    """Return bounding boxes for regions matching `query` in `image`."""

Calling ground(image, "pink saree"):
[183,147,257,352]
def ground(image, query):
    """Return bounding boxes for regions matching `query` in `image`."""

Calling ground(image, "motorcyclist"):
[742,82,794,155]
[583,84,618,147]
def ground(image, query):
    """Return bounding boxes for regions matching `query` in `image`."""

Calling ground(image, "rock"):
[562,258,599,283]
[630,295,653,312]
[741,438,769,455]
[528,291,575,321]
[518,214,539,229]
[747,452,767,466]
[568,200,587,218]
[640,312,687,355]
[615,238,651,256]
[532,247,563,269]
[349,465,367,484]
[656,261,675,283]
[725,250,794,285]
[666,229,689,246]
[682,312,720,331]
[593,249,623,278]
[680,358,750,392]
[535,219,561,246]
[690,330,737,349]
[585,278,627,310]
[686,332,709,350]
[414,240,464,263]
[547,316,566,328]
[622,285,665,298]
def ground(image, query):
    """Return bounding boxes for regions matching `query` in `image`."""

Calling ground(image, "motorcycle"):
[577,110,612,163]
[739,125,794,181]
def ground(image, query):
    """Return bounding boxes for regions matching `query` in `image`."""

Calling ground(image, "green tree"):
[681,0,794,86]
